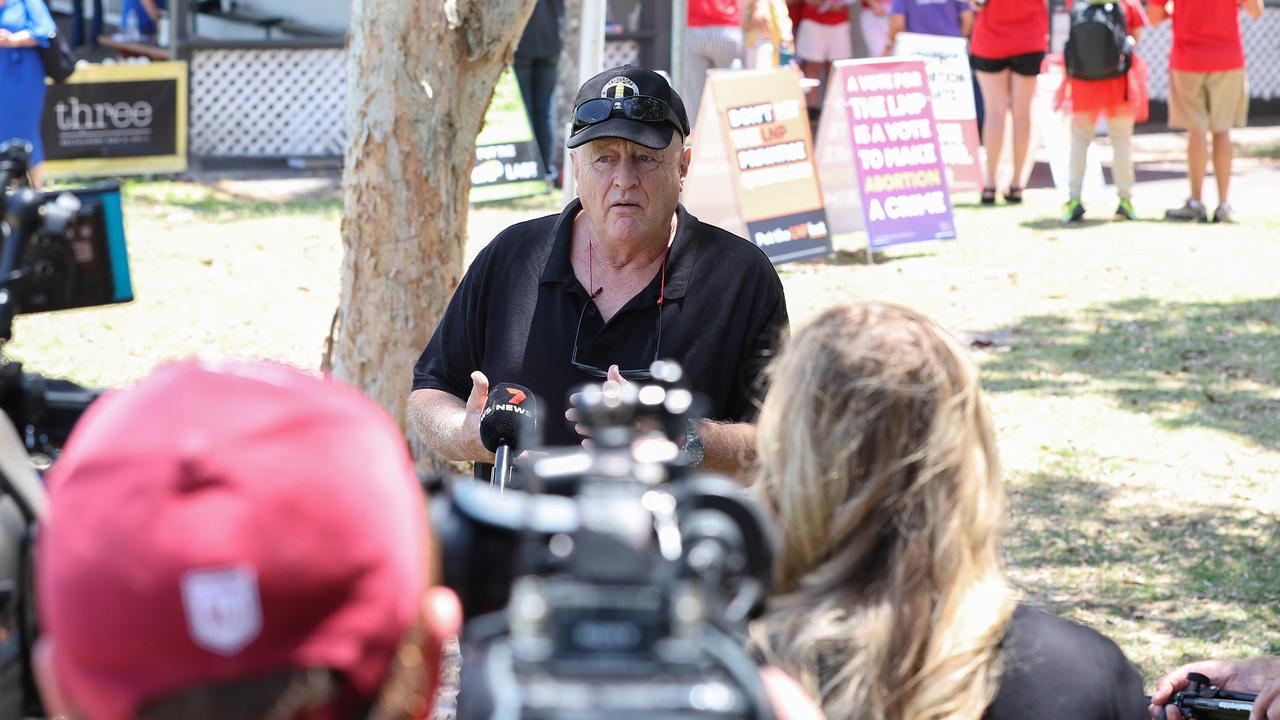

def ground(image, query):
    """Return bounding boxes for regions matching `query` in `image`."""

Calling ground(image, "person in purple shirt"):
[887,0,971,45]
[885,0,982,132]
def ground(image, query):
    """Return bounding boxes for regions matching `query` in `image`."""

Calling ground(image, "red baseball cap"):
[37,360,429,720]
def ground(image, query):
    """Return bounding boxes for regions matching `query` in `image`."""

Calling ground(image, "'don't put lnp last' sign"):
[683,66,831,265]
[470,66,547,204]
[818,58,956,252]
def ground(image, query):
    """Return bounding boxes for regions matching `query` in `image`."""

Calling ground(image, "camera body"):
[0,139,133,718]
[430,367,778,720]
[1158,673,1256,720]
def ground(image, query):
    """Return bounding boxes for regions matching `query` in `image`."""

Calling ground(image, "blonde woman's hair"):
[752,302,1016,720]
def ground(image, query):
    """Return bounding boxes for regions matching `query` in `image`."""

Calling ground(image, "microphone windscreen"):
[479,383,538,453]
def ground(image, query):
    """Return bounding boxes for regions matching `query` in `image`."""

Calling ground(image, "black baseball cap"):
[567,65,691,150]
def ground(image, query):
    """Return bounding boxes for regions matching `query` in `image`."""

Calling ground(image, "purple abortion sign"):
[834,59,956,249]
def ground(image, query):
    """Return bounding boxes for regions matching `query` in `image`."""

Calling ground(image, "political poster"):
[830,58,956,250]
[41,61,188,179]
[892,33,984,194]
[683,66,831,265]
[470,66,547,204]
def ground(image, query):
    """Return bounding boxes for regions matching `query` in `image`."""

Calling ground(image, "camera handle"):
[0,188,44,344]
[0,140,32,196]
[0,188,82,344]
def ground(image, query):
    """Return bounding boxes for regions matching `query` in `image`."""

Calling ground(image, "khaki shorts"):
[1168,69,1249,132]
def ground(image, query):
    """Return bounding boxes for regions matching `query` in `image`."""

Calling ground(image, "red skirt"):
[1054,52,1149,123]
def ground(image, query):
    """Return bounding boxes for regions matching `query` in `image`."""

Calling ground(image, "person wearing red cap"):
[32,359,828,720]
[33,359,462,720]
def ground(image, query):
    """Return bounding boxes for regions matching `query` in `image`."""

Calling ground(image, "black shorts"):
[970,51,1045,77]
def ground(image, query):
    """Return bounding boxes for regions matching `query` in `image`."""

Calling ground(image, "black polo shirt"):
[412,198,788,448]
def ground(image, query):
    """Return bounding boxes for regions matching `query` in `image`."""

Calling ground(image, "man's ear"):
[570,148,581,185]
[422,586,462,649]
[678,145,692,190]
[33,637,72,718]
[416,585,462,715]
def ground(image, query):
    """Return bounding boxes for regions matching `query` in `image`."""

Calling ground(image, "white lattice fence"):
[603,40,641,69]
[1138,8,1280,102]
[190,47,345,157]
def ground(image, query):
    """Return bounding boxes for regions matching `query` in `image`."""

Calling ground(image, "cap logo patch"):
[602,76,640,100]
[182,566,263,656]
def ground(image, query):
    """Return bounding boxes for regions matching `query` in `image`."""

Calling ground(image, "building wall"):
[237,0,349,35]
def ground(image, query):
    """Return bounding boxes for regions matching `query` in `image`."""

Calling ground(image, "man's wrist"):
[681,419,705,467]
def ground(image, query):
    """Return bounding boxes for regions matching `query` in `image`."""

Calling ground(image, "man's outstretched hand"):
[1148,657,1280,720]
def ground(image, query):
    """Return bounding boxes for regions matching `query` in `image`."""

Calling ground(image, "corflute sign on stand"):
[821,58,956,252]
[892,33,984,194]
[41,61,188,178]
[470,66,547,204]
[683,67,831,265]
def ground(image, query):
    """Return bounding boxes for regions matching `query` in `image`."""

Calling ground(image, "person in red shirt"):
[968,0,1048,205]
[796,0,854,113]
[1149,0,1263,223]
[1056,0,1149,223]
[685,0,771,125]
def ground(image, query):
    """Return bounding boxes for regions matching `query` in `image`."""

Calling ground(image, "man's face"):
[572,135,691,247]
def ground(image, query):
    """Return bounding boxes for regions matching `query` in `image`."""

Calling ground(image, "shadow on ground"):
[825,248,923,265]
[1005,470,1280,653]
[971,296,1280,450]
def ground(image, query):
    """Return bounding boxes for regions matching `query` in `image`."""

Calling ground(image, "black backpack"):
[1064,1,1132,81]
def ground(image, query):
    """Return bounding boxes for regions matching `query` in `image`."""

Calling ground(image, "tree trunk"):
[329,0,537,461]
[553,0,582,163]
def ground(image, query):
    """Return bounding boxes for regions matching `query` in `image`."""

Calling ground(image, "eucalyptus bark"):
[329,0,537,460]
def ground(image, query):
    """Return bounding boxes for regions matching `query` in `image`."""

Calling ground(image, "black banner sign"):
[42,78,178,161]
[746,208,832,264]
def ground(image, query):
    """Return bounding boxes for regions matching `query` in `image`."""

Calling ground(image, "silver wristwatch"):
[681,419,705,467]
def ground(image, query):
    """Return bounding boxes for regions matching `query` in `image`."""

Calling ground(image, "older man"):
[409,64,788,477]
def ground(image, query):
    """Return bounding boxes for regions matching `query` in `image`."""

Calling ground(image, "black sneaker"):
[1165,199,1207,222]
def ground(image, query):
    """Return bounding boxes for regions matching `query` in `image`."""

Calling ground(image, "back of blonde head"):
[753,302,1015,720]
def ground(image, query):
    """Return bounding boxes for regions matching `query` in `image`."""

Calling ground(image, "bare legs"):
[1186,130,1209,204]
[975,68,1009,189]
[802,60,829,110]
[1212,130,1232,205]
[975,68,1038,193]
[1009,72,1038,191]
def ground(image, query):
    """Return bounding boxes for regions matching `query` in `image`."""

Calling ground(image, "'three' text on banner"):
[40,61,188,179]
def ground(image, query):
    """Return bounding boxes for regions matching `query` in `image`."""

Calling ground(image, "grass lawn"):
[19,169,1280,685]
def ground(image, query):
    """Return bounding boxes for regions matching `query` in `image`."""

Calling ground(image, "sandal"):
[1004,186,1024,204]
[981,187,997,205]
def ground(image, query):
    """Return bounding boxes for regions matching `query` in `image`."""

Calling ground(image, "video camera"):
[1149,673,1257,720]
[429,362,781,719]
[0,138,133,718]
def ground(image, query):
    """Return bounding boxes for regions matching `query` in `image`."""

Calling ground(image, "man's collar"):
[538,198,697,303]
[538,198,582,288]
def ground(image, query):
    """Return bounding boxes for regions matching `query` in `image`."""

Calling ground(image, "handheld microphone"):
[479,383,538,491]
